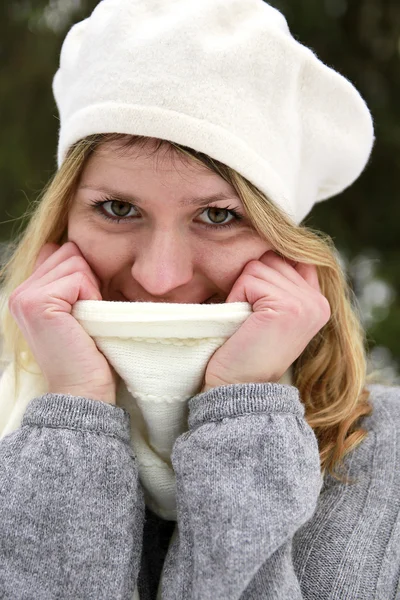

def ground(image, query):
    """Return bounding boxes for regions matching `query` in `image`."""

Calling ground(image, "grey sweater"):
[0,382,399,599]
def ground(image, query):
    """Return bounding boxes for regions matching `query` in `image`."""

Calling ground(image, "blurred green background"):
[0,0,399,382]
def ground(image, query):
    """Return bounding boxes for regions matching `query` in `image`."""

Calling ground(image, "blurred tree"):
[269,0,400,379]
[0,0,399,378]
[0,0,98,236]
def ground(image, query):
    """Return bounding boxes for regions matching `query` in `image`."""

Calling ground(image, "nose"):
[130,230,194,298]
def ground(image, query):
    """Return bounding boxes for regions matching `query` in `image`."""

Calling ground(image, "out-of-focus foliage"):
[0,0,399,380]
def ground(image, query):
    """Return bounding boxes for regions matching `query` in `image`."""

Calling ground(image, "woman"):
[0,0,398,599]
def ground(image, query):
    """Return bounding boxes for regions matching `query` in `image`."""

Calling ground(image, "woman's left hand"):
[202,250,331,391]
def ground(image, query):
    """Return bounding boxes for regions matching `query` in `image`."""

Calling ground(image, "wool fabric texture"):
[2,384,400,599]
[52,0,374,225]
[0,300,293,522]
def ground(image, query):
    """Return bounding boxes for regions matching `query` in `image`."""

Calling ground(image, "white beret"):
[53,0,375,224]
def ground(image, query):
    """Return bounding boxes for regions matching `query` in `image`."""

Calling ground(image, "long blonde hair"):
[0,133,387,482]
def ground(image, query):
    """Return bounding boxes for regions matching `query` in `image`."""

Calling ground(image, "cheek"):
[67,221,130,283]
[198,237,271,291]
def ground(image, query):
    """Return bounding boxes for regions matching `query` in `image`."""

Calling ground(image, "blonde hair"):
[0,133,388,482]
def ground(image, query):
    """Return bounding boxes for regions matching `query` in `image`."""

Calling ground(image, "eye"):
[106,200,136,218]
[199,206,245,230]
[89,197,245,230]
[202,207,233,225]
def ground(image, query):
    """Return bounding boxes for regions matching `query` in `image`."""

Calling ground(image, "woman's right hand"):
[8,241,117,405]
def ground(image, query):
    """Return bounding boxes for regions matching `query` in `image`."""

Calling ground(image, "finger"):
[31,242,83,281]
[226,270,301,306]
[16,272,102,326]
[33,243,61,271]
[27,255,101,296]
[295,262,322,293]
[11,271,103,355]
[234,260,308,300]
[22,242,100,294]
[40,271,103,306]
[225,273,328,333]
[258,251,316,291]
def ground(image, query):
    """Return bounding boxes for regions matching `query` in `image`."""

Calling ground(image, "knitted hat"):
[52,0,374,225]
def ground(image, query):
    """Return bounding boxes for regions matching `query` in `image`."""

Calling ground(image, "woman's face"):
[67,139,271,303]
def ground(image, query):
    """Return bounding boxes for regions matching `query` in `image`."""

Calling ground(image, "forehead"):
[81,139,217,186]
[77,139,242,209]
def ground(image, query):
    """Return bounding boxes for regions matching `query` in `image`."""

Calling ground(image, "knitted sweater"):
[0,382,399,599]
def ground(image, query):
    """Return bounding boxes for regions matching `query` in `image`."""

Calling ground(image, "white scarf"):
[0,300,294,518]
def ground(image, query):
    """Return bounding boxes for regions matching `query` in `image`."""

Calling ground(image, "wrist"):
[201,378,229,393]
[48,385,116,405]
[201,384,214,393]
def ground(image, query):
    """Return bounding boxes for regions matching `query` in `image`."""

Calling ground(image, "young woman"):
[0,1,398,599]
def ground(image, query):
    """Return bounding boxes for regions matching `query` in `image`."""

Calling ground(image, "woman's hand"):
[202,250,331,391]
[8,241,118,404]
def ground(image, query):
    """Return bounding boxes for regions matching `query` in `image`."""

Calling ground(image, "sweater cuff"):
[188,383,303,430]
[21,393,131,444]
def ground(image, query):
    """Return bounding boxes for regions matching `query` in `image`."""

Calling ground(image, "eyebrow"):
[78,184,238,207]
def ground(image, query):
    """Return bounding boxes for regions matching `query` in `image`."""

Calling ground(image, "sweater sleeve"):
[0,393,145,600]
[160,382,322,600]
